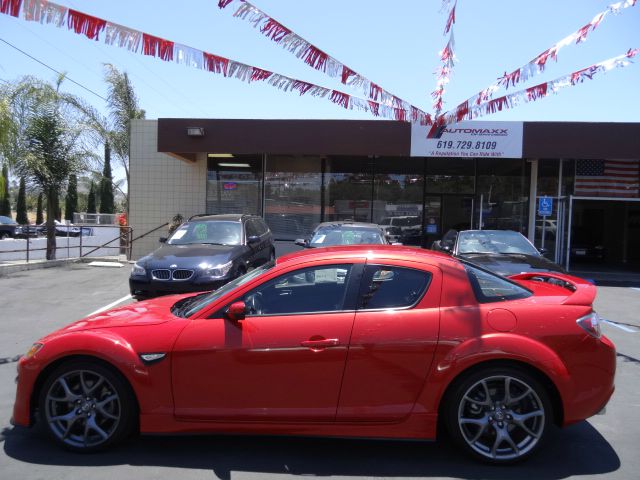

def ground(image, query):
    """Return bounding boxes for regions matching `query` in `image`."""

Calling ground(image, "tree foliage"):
[65,174,78,221]
[87,181,97,214]
[99,143,114,213]
[0,163,10,216]
[16,176,28,224]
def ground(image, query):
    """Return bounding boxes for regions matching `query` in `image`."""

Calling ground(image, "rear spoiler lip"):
[508,272,597,306]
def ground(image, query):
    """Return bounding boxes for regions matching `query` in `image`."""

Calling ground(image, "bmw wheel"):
[445,366,552,464]
[39,360,136,452]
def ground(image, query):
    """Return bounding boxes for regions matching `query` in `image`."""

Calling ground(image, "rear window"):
[464,263,532,303]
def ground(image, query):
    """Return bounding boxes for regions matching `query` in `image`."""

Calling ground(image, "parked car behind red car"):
[13,245,615,464]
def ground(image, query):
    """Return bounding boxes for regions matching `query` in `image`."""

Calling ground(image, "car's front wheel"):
[39,360,136,452]
[444,366,552,464]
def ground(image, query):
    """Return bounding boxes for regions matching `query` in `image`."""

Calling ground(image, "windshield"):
[457,230,539,255]
[175,261,275,317]
[168,221,242,246]
[309,227,384,247]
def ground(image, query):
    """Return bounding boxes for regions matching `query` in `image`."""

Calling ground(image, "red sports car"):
[12,245,615,463]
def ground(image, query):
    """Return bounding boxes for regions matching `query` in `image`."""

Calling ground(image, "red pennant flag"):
[67,9,107,41]
[143,34,174,61]
[1,0,22,17]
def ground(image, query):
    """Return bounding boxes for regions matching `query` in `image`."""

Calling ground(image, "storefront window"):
[264,155,322,240]
[324,156,373,223]
[206,155,262,215]
[476,159,528,233]
[426,158,475,194]
[373,157,424,245]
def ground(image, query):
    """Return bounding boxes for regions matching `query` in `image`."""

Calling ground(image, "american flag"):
[574,159,640,198]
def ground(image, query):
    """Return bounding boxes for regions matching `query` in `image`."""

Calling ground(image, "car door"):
[172,261,363,422]
[336,261,442,421]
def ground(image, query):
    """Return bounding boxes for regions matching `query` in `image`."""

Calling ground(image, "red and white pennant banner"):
[1,0,433,125]
[216,0,431,123]
[440,0,637,123]
[431,0,457,115]
[439,49,639,126]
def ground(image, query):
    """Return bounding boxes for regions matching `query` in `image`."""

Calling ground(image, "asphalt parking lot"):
[0,263,639,480]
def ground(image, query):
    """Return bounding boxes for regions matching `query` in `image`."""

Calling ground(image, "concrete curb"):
[0,256,127,277]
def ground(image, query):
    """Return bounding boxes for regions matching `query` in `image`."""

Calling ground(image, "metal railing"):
[0,224,131,263]
[72,213,120,225]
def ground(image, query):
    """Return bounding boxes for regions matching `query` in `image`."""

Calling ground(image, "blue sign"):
[538,196,553,216]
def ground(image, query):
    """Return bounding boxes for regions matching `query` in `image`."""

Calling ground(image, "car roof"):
[314,221,383,229]
[187,214,256,222]
[277,244,458,269]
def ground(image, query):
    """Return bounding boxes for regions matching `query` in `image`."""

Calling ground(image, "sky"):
[1,1,638,150]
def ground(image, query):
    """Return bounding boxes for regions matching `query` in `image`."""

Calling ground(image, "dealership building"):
[129,118,640,272]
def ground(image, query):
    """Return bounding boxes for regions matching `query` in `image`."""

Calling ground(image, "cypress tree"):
[16,177,28,224]
[36,193,44,224]
[65,174,78,221]
[87,181,97,214]
[99,142,114,214]
[0,164,10,217]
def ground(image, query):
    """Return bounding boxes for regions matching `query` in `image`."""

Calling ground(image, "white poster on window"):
[410,121,523,158]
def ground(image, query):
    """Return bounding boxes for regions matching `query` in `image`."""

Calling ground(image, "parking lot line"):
[602,319,639,333]
[86,294,132,317]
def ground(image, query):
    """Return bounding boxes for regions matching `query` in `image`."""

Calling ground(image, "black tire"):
[38,359,137,452]
[443,365,552,464]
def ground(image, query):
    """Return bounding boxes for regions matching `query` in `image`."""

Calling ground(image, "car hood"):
[45,294,191,337]
[458,253,565,276]
[139,243,245,268]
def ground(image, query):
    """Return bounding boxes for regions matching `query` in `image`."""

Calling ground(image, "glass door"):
[206,155,263,215]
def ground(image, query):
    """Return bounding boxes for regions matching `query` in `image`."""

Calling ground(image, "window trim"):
[356,264,432,312]
[215,263,365,318]
[462,260,532,304]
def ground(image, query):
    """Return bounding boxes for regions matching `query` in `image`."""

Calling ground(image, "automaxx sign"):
[410,121,524,158]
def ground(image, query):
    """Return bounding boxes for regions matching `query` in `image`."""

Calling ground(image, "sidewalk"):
[0,255,129,277]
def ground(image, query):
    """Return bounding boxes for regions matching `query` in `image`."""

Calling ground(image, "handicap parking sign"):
[538,197,553,217]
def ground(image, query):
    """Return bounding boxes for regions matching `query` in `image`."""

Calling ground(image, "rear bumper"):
[562,334,616,425]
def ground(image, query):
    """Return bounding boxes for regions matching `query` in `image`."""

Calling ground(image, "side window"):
[254,218,268,235]
[245,219,259,237]
[240,264,354,316]
[359,265,431,310]
[464,263,532,303]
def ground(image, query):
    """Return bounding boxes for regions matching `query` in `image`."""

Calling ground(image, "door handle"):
[301,338,339,349]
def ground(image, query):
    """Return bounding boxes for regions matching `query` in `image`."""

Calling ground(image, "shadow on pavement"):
[2,421,619,479]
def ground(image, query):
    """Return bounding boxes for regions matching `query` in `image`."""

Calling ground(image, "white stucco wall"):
[129,119,207,259]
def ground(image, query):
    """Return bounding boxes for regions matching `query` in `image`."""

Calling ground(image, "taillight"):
[577,312,602,338]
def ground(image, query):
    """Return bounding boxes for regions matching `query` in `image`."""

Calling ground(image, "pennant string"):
[217,0,428,118]
[440,0,637,124]
[0,0,433,126]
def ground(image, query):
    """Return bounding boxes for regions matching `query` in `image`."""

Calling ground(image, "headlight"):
[25,343,44,358]
[131,263,146,276]
[201,260,233,279]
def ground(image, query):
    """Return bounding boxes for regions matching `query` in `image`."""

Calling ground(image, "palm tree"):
[103,64,145,212]
[3,75,93,259]
[63,64,144,214]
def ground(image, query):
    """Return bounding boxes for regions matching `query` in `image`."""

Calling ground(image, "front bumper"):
[129,275,230,298]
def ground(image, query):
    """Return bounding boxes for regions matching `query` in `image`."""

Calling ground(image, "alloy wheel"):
[457,375,546,462]
[43,369,121,449]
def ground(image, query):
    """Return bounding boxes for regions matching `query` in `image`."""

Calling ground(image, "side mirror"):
[441,244,453,254]
[247,235,260,245]
[225,301,246,322]
[538,247,547,254]
[294,238,308,247]
[159,237,167,243]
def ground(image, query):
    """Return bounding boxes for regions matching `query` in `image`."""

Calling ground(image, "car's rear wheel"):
[444,366,551,464]
[39,360,136,452]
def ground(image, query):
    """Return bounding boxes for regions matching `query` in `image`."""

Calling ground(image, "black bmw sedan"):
[129,214,274,299]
